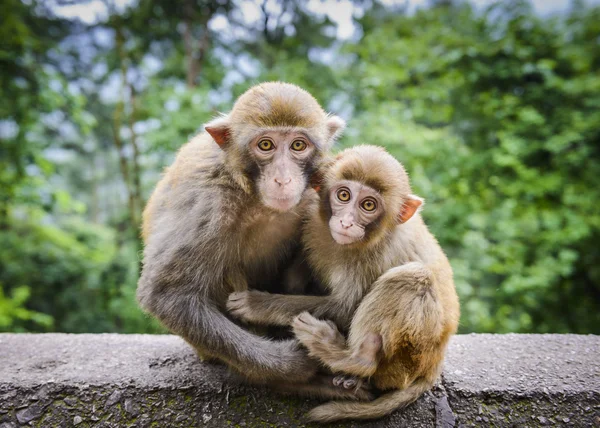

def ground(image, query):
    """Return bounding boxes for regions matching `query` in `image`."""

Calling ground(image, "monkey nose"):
[340,218,353,229]
[274,177,292,186]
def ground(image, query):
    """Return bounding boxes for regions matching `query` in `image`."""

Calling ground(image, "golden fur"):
[296,146,460,421]
[226,145,459,421]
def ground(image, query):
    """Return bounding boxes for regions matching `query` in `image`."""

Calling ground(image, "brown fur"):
[137,82,352,397]
[228,83,344,147]
[227,145,460,422]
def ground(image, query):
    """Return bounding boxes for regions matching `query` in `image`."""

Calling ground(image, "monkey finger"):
[347,378,364,390]
[226,302,241,313]
[292,325,318,349]
[344,377,357,389]
[332,375,360,390]
[332,375,345,387]
[226,295,254,322]
[293,317,309,327]
[294,311,318,326]
[315,375,373,402]
[325,319,339,332]
[228,307,252,322]
[293,313,336,339]
[227,291,248,302]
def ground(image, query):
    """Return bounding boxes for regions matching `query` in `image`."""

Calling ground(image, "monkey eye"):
[336,188,351,202]
[258,139,274,151]
[361,198,377,212]
[291,140,307,151]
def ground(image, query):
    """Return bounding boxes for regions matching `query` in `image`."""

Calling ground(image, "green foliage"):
[0,0,72,212]
[342,1,600,333]
[0,211,161,333]
[1,0,598,334]
[0,285,53,332]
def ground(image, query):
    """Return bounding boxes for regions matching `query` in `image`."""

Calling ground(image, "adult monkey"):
[137,83,345,388]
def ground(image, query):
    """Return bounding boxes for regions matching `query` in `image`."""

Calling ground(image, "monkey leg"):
[293,262,445,386]
[292,312,382,379]
[347,262,447,390]
[349,262,444,350]
[227,290,333,326]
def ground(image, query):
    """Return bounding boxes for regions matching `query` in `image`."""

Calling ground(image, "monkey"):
[227,145,460,422]
[136,82,373,400]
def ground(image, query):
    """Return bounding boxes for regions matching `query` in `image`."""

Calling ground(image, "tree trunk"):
[111,102,136,233]
[113,23,139,235]
[183,0,212,88]
[127,82,143,228]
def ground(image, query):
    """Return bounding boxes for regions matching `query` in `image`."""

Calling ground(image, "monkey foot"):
[333,374,364,390]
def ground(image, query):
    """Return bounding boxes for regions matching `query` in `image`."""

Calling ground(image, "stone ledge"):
[0,333,598,427]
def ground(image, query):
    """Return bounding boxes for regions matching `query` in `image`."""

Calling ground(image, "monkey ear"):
[326,115,346,143]
[309,168,323,192]
[310,156,335,192]
[399,195,424,224]
[205,116,231,148]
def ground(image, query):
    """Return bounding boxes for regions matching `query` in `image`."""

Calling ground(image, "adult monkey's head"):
[205,82,345,211]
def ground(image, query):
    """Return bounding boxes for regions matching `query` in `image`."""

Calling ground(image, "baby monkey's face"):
[328,180,384,245]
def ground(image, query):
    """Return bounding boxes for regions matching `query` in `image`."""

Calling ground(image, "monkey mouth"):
[330,229,362,245]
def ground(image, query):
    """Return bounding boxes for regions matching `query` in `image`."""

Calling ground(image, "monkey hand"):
[227,290,270,324]
[292,312,345,357]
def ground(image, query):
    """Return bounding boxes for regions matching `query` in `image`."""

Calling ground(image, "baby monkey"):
[228,145,460,422]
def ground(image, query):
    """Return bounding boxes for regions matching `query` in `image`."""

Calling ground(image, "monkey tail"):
[307,378,432,423]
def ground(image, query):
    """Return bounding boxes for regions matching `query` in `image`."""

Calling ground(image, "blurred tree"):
[0,284,53,332]
[1,0,598,335]
[0,0,161,333]
[342,0,600,333]
[230,0,340,102]
[0,0,71,225]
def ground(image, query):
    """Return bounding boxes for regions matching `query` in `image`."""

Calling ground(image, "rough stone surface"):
[0,333,598,427]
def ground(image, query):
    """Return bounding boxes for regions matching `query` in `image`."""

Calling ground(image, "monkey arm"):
[137,218,318,383]
[138,276,320,383]
[227,290,346,327]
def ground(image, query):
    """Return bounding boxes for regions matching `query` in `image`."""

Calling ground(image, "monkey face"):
[204,83,346,212]
[251,131,317,212]
[327,180,384,245]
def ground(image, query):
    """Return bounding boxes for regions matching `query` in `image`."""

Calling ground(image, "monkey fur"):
[228,145,460,421]
[137,82,363,399]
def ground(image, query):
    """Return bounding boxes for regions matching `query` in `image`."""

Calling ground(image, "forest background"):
[1,0,599,335]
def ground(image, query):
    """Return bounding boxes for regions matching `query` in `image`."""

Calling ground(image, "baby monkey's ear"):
[310,156,337,193]
[205,116,231,148]
[399,195,424,223]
